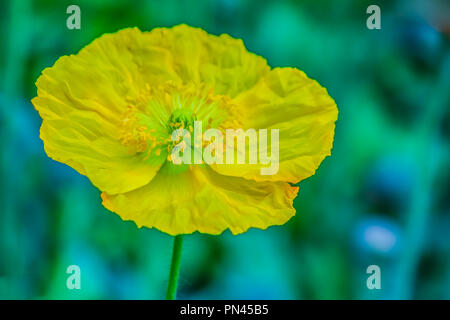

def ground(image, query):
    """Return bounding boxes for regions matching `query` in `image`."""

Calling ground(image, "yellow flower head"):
[32,25,338,235]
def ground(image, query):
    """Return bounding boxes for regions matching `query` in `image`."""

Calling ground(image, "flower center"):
[118,81,241,162]
[168,109,196,132]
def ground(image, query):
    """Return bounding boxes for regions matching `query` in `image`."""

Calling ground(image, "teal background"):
[0,0,449,299]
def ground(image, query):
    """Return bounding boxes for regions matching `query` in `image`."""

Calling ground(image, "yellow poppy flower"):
[32,24,338,236]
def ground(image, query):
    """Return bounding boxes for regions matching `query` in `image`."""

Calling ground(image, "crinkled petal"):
[32,28,174,194]
[101,164,298,235]
[210,67,338,183]
[143,24,270,97]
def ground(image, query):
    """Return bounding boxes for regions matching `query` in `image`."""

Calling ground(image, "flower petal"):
[32,28,173,194]
[210,67,338,184]
[101,164,298,235]
[143,24,270,97]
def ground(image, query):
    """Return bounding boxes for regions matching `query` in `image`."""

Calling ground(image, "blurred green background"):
[0,0,449,300]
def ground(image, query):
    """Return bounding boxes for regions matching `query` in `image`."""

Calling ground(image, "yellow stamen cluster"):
[119,106,156,153]
[119,80,242,163]
[119,105,194,162]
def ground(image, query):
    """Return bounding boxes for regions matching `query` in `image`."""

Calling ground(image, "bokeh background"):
[0,0,449,300]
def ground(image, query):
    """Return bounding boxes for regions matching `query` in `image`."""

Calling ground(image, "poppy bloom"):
[32,24,338,236]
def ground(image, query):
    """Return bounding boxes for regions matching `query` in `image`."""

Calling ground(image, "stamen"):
[118,81,241,162]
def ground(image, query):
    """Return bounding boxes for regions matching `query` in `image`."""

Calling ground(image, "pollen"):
[119,79,241,163]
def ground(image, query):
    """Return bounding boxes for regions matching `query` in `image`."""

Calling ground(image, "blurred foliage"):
[0,0,449,299]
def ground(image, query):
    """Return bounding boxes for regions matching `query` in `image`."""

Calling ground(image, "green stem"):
[165,235,183,300]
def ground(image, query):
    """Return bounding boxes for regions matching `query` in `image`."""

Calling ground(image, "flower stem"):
[165,235,183,300]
